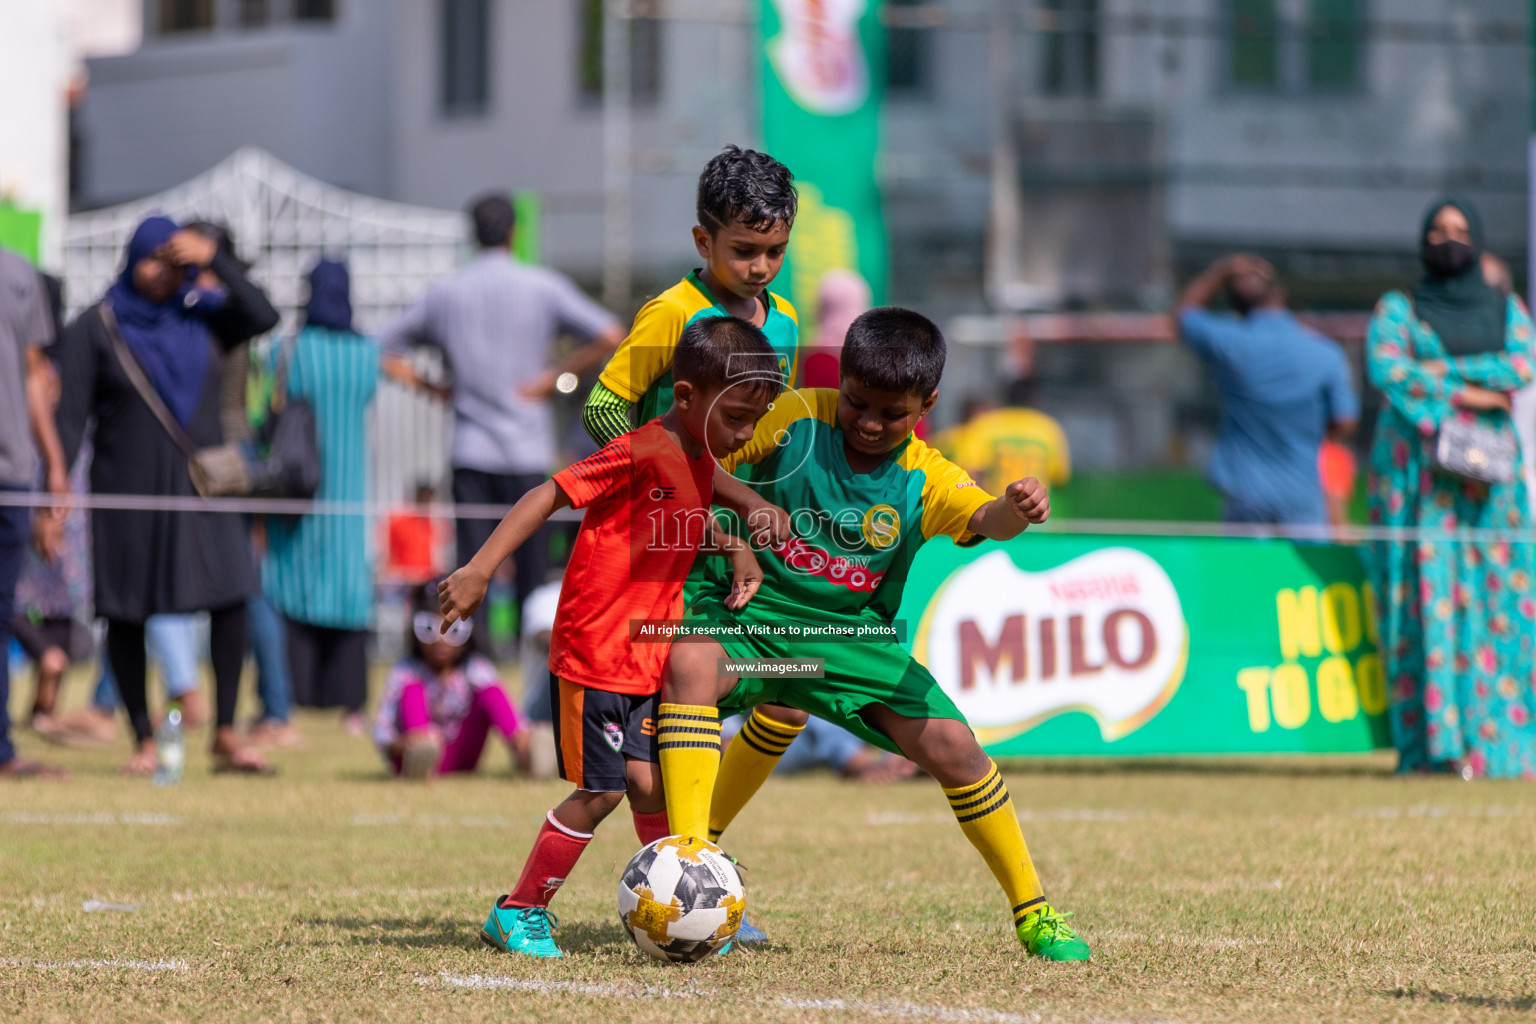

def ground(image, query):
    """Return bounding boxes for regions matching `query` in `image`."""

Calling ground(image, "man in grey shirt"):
[381,194,622,639]
[0,247,69,777]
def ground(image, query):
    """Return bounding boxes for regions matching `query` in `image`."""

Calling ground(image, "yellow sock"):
[708,708,806,842]
[657,703,722,840]
[943,761,1046,929]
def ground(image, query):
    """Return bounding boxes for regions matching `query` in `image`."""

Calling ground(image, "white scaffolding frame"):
[62,147,467,508]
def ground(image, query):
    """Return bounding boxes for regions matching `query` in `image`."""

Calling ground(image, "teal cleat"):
[735,915,768,946]
[480,899,562,958]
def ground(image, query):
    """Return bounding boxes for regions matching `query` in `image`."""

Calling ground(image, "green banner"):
[0,204,42,266]
[760,0,889,332]
[896,535,1390,757]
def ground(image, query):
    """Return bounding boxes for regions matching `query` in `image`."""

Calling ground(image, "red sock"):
[501,811,592,909]
[632,809,670,847]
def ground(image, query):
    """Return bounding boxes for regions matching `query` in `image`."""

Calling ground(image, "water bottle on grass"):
[153,706,184,786]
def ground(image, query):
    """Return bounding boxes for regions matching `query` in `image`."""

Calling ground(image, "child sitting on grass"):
[373,581,530,779]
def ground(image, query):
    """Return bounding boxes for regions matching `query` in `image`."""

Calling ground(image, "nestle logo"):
[649,487,677,500]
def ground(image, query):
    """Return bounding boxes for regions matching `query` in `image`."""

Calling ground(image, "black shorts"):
[551,676,658,792]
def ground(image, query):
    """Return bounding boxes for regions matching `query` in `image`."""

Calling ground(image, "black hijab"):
[1412,197,1507,356]
[305,258,354,333]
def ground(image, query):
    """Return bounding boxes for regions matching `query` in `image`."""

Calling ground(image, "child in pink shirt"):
[374,582,529,778]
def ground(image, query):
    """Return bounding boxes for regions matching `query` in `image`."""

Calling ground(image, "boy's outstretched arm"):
[439,480,572,627]
[968,477,1050,541]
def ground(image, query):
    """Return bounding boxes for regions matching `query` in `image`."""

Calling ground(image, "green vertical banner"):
[512,190,541,265]
[761,0,889,333]
[0,204,43,266]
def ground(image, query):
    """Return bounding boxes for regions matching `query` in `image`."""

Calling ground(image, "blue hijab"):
[305,258,353,333]
[104,216,212,428]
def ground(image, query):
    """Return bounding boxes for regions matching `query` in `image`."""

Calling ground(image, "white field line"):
[423,973,710,999]
[352,813,542,828]
[869,804,1536,828]
[1,812,180,826]
[777,996,1042,1023]
[1,957,187,971]
[1095,929,1253,950]
[423,974,1112,1023]
[1352,804,1536,819]
[867,809,1153,826]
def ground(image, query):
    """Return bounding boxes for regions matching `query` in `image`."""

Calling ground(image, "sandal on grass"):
[119,749,158,776]
[211,748,276,775]
[0,756,67,779]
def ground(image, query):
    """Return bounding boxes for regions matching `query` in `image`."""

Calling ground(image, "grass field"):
[5,682,1536,1024]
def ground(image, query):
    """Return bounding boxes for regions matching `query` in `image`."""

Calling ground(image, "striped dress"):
[263,327,380,630]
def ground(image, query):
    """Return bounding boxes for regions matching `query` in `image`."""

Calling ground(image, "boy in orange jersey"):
[438,315,784,959]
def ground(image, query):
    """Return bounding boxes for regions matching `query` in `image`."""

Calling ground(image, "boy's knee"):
[626,760,664,813]
[910,720,991,787]
[585,789,627,819]
[757,704,808,727]
[662,639,726,703]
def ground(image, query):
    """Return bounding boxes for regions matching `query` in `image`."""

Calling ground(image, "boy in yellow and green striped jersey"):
[582,145,808,948]
[582,145,802,445]
[657,308,1090,962]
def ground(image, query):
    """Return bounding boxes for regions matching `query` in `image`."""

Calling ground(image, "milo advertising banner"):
[898,536,1391,756]
[760,0,889,326]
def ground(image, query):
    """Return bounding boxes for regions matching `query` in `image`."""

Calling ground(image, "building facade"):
[72,0,1530,469]
[78,1,1529,309]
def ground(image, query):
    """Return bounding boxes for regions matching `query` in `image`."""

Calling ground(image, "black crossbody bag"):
[102,302,320,500]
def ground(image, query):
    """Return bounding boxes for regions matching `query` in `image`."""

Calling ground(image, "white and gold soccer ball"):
[617,835,745,963]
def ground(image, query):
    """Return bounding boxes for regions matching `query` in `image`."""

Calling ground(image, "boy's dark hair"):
[468,193,516,248]
[673,315,785,399]
[841,307,947,398]
[696,145,797,235]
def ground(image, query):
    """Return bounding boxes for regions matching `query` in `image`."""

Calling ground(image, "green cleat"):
[1016,905,1090,962]
[480,899,563,958]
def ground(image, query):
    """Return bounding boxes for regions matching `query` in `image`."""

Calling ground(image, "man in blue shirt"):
[1176,255,1359,526]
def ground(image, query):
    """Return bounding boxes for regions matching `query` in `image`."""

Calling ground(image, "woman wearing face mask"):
[52,216,281,775]
[1365,197,1536,779]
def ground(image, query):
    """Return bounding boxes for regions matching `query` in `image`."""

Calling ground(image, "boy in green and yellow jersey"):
[583,145,802,444]
[656,307,1091,962]
[581,143,805,948]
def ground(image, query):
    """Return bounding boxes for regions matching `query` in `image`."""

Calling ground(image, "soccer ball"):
[617,835,745,963]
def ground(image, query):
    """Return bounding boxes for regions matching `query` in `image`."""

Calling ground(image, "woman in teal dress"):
[264,259,381,728]
[1366,197,1536,779]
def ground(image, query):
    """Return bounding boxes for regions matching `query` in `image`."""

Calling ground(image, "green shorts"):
[683,591,968,756]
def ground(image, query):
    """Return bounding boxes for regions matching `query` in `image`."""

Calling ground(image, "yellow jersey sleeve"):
[722,387,838,472]
[1045,416,1071,485]
[773,293,799,325]
[597,292,691,403]
[901,440,996,544]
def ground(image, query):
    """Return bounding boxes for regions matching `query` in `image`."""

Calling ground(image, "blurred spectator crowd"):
[3,193,1534,781]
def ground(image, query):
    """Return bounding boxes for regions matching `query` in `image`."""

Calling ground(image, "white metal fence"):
[62,147,464,508]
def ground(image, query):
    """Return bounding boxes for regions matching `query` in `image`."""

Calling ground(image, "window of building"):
[441,0,490,117]
[577,0,664,105]
[1042,0,1099,96]
[1228,0,1279,89]
[886,0,934,99]
[1307,0,1359,89]
[158,0,215,33]
[293,0,337,20]
[238,0,270,27]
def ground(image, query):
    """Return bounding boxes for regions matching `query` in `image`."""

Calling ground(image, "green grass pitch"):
[4,683,1535,1023]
